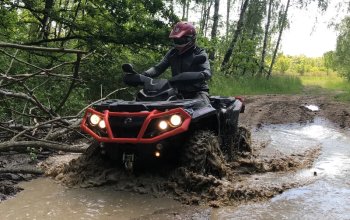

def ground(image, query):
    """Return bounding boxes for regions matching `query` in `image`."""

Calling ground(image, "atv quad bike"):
[81,57,249,173]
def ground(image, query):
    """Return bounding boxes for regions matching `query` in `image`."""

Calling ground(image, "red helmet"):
[169,21,196,54]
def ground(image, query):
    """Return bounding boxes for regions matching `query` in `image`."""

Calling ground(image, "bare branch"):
[0,49,45,72]
[0,140,87,153]
[0,49,19,86]
[0,88,54,118]
[10,116,79,141]
[0,42,87,54]
[55,53,82,112]
[75,87,127,117]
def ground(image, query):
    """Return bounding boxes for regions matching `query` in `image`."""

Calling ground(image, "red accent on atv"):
[81,107,191,144]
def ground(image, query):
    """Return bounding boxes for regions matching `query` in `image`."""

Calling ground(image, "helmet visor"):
[173,36,192,46]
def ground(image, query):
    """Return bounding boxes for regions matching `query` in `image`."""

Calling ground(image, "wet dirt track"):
[0,94,349,219]
[212,118,350,220]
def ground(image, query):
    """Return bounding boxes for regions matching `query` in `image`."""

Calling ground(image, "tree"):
[323,51,335,74]
[267,0,290,78]
[259,0,273,75]
[335,17,350,80]
[274,54,291,73]
[209,0,220,60]
[221,0,250,70]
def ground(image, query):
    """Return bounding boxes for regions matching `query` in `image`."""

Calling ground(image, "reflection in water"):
[0,178,181,220]
[305,104,320,111]
[213,118,350,220]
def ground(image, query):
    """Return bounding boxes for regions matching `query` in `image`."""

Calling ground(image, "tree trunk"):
[226,0,231,37]
[186,0,190,20]
[204,0,213,37]
[199,0,207,34]
[221,0,250,70]
[268,0,290,78]
[209,0,220,60]
[169,0,174,15]
[182,0,187,20]
[259,0,273,75]
[40,0,55,40]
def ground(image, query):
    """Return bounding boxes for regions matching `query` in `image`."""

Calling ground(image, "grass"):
[299,73,350,102]
[209,72,350,102]
[210,74,303,96]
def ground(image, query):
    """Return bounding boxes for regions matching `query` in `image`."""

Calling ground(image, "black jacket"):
[144,46,211,93]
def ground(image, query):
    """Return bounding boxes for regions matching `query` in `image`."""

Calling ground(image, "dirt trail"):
[1,94,349,205]
[240,94,350,128]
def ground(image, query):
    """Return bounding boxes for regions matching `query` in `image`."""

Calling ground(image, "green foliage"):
[221,0,265,76]
[0,0,177,117]
[273,54,334,75]
[27,147,40,161]
[274,54,290,73]
[323,51,336,73]
[1,0,348,126]
[210,74,303,96]
[335,16,350,81]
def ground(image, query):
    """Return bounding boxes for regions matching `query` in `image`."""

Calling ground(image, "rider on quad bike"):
[143,21,211,104]
[80,22,250,174]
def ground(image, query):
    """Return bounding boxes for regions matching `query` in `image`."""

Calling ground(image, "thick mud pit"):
[0,95,349,219]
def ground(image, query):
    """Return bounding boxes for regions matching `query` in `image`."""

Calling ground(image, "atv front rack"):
[81,107,191,144]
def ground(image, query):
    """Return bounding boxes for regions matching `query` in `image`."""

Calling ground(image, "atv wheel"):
[101,143,121,161]
[233,127,252,153]
[181,130,227,177]
[85,141,102,158]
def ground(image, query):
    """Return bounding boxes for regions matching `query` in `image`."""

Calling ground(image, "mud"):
[1,94,349,209]
[43,130,322,207]
[0,152,47,201]
[240,94,350,129]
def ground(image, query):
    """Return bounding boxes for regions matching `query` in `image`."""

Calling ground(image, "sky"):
[281,0,346,57]
[184,0,347,58]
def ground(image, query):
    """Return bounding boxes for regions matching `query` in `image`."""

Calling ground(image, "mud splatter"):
[43,137,320,207]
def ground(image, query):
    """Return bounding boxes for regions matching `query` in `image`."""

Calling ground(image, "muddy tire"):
[101,143,121,161]
[85,141,102,159]
[233,127,252,153]
[181,130,227,177]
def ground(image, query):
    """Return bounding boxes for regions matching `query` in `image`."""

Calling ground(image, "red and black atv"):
[81,58,248,173]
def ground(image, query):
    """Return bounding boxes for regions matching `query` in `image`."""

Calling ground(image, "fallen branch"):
[10,116,76,141]
[0,140,88,153]
[76,87,127,116]
[0,42,87,54]
[0,88,52,116]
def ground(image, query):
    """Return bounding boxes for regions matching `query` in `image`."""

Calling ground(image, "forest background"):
[0,0,350,143]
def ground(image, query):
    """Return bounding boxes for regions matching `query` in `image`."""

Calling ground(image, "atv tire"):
[101,143,121,161]
[181,130,227,177]
[234,127,252,153]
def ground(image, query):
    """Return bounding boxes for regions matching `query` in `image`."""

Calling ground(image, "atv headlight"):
[89,114,101,126]
[170,114,182,127]
[98,119,106,129]
[158,120,168,130]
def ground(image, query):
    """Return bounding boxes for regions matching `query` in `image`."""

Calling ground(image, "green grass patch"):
[209,72,350,102]
[300,74,349,90]
[300,74,350,102]
[210,74,303,96]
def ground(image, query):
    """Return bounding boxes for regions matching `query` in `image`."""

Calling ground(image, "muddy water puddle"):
[0,178,182,220]
[0,117,349,219]
[213,118,350,219]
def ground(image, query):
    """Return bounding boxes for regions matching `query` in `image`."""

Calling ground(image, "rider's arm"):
[197,50,211,80]
[143,49,174,78]
[179,49,211,80]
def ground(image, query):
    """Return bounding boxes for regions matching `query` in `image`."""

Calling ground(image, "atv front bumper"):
[81,107,191,144]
